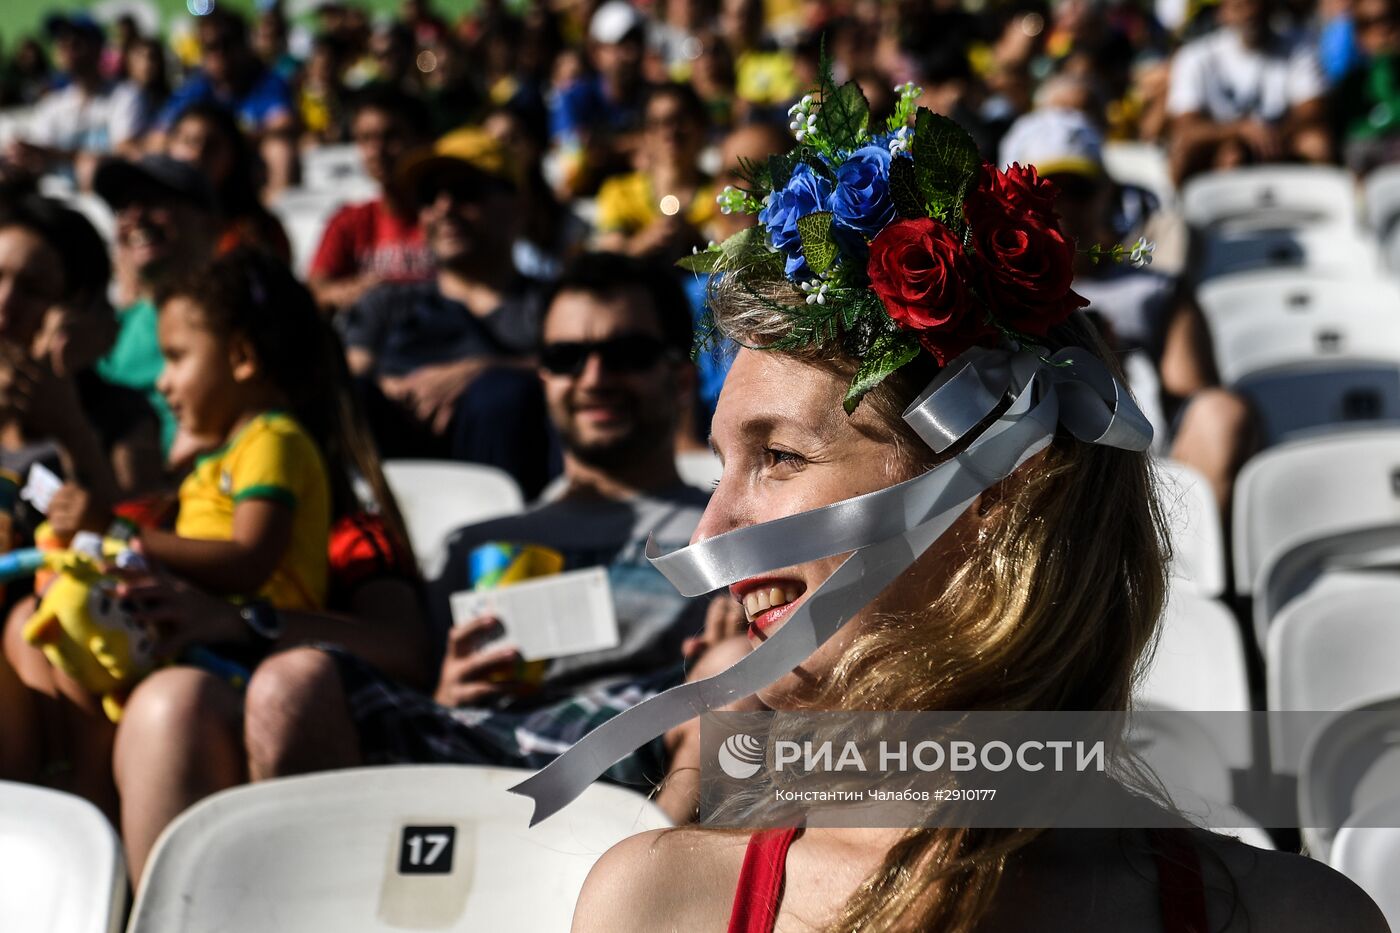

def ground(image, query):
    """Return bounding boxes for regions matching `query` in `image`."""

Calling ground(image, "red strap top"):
[727,827,801,933]
[726,827,1208,933]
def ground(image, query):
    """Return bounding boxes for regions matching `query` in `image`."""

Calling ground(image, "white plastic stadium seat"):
[1101,141,1174,207]
[1210,305,1400,388]
[1124,711,1238,823]
[1266,572,1400,774]
[1154,459,1226,597]
[1134,589,1251,770]
[1181,165,1360,234]
[302,143,369,190]
[0,780,125,933]
[1252,524,1400,646]
[1330,797,1400,929]
[271,184,378,276]
[1136,590,1249,714]
[1231,429,1400,595]
[1237,366,1400,447]
[127,765,671,933]
[1195,272,1400,383]
[1298,698,1400,860]
[676,450,723,491]
[1197,271,1400,327]
[1365,164,1400,232]
[1195,226,1381,281]
[381,460,525,577]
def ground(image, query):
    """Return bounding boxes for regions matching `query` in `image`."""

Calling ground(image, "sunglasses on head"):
[539,334,672,375]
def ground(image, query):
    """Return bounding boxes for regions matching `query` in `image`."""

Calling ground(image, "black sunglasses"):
[539,335,672,375]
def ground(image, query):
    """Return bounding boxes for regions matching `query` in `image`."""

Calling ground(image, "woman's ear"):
[228,333,260,383]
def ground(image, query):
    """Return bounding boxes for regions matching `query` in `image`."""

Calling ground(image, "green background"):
[0,0,424,49]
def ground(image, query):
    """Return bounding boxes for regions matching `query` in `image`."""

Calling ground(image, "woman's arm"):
[139,498,294,596]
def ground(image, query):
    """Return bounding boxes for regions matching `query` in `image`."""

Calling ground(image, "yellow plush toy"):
[11,535,156,722]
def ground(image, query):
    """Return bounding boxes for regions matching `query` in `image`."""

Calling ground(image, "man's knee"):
[244,648,345,773]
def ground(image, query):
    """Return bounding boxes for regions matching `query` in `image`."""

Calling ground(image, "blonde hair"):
[709,274,1173,932]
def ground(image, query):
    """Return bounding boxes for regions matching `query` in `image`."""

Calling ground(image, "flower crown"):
[682,66,1149,413]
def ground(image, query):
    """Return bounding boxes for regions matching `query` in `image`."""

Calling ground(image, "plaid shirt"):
[328,647,682,793]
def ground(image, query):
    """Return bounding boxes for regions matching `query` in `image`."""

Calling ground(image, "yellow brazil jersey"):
[595,172,717,237]
[175,412,331,611]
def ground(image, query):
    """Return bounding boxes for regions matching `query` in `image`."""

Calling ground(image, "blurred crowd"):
[0,0,1390,890]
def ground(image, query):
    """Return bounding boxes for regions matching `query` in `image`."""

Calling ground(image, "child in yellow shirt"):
[123,249,405,614]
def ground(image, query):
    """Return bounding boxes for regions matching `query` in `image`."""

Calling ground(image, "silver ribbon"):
[509,347,1151,824]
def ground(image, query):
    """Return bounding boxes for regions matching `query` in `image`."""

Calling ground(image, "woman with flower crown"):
[554,77,1387,932]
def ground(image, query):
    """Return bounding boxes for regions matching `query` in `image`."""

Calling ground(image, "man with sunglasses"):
[338,127,553,498]
[244,253,733,817]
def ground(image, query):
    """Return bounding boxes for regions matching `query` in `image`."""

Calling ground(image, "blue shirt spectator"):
[549,74,644,143]
[158,66,293,135]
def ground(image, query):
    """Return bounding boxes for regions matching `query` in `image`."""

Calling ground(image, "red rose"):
[965,166,1088,335]
[976,161,1059,216]
[867,218,991,364]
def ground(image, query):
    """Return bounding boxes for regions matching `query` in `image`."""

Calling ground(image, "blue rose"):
[831,145,896,238]
[759,162,832,280]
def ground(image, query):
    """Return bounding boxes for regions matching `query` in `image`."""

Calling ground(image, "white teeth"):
[742,586,803,622]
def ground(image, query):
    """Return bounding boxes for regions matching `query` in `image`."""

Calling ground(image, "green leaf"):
[843,330,921,414]
[912,108,980,222]
[888,156,924,220]
[767,152,797,191]
[796,211,839,276]
[817,81,871,152]
[735,155,772,193]
[676,250,722,274]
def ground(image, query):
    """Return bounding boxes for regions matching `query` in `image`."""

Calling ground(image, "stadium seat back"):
[128,765,671,933]
[1232,429,1400,593]
[1254,523,1400,644]
[1154,459,1226,597]
[1181,165,1359,234]
[302,144,368,191]
[1329,798,1400,930]
[676,451,723,491]
[1298,699,1400,860]
[1266,572,1400,772]
[1101,142,1175,207]
[380,460,526,577]
[0,781,125,933]
[1134,589,1252,769]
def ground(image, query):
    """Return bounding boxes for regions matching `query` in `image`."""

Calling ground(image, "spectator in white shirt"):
[1166,0,1332,183]
[4,15,149,189]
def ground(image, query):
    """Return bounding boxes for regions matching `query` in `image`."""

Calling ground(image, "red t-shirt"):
[308,198,433,285]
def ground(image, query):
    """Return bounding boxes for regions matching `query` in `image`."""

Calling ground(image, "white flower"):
[1128,236,1155,268]
[801,280,830,305]
[888,126,910,154]
[717,185,747,216]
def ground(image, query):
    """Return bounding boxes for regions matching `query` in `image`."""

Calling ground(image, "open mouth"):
[731,578,807,634]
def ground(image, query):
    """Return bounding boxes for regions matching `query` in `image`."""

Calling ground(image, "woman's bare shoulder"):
[1195,831,1390,933]
[571,827,751,933]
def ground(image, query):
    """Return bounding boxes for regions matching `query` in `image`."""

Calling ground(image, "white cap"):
[997,107,1105,179]
[589,1,647,44]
